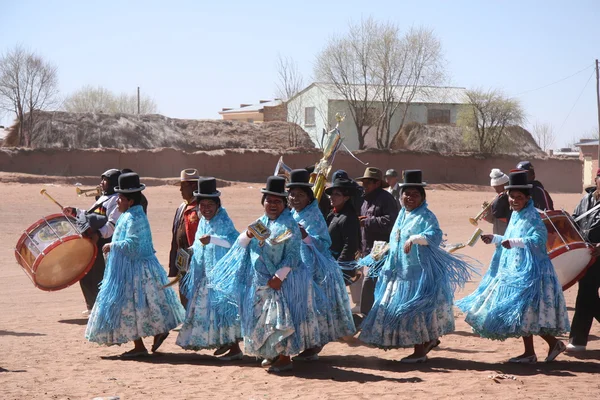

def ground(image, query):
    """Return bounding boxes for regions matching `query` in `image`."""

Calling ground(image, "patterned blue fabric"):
[209,208,321,359]
[176,207,242,350]
[457,199,570,340]
[86,205,185,345]
[292,200,355,344]
[359,201,474,348]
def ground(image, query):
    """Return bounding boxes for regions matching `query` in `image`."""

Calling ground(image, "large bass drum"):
[541,210,595,290]
[14,213,97,291]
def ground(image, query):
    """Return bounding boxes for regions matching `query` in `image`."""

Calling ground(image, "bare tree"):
[532,122,556,152]
[458,88,525,154]
[315,17,383,149]
[0,45,59,146]
[275,54,304,147]
[315,18,446,149]
[63,86,158,114]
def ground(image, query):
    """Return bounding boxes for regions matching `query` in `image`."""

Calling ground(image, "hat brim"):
[261,189,288,197]
[172,179,200,186]
[355,176,389,188]
[194,190,221,198]
[115,184,146,193]
[398,182,427,188]
[286,183,314,188]
[325,186,358,196]
[505,184,533,189]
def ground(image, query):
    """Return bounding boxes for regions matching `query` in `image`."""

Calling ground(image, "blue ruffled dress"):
[292,200,355,344]
[456,199,570,340]
[209,208,321,359]
[86,205,185,345]
[176,207,242,350]
[359,201,473,349]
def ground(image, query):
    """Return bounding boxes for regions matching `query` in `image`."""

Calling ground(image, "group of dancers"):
[80,166,573,373]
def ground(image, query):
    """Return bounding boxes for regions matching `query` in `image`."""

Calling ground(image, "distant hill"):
[390,122,545,156]
[2,111,315,150]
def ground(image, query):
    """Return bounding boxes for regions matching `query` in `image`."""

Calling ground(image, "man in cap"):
[515,161,554,211]
[385,169,401,209]
[168,168,201,308]
[63,168,123,315]
[355,167,399,319]
[567,168,600,352]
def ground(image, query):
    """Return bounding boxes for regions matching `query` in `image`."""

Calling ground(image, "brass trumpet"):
[469,194,500,226]
[76,186,102,197]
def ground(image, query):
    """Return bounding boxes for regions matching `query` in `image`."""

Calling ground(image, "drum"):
[540,210,595,290]
[14,213,97,291]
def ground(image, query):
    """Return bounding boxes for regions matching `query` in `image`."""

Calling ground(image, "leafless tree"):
[315,18,446,149]
[275,54,304,147]
[0,45,59,146]
[63,85,158,114]
[458,88,525,154]
[315,17,383,149]
[532,122,556,152]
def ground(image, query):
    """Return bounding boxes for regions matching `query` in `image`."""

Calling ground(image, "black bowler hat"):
[325,178,359,196]
[504,171,533,190]
[261,176,288,197]
[398,170,427,187]
[286,169,313,188]
[194,177,221,198]
[115,172,146,193]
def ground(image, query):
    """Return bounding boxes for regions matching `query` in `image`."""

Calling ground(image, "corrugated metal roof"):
[575,139,599,147]
[294,82,469,104]
[219,99,283,114]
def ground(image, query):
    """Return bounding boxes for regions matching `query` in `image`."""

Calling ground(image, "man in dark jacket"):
[567,169,600,352]
[355,167,399,317]
[515,161,554,210]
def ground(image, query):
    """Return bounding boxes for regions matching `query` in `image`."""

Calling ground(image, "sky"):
[1,0,599,148]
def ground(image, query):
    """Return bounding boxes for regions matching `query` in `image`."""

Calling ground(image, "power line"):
[556,68,595,137]
[515,63,594,96]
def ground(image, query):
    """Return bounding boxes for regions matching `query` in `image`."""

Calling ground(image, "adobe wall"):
[0,148,583,193]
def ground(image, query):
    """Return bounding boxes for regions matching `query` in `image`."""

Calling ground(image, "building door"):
[584,156,592,187]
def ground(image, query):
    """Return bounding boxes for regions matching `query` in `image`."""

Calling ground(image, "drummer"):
[568,168,600,352]
[63,168,122,315]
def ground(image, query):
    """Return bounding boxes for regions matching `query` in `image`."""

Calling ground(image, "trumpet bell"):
[468,217,479,227]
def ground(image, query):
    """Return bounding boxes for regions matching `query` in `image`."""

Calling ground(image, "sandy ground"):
[1,181,599,400]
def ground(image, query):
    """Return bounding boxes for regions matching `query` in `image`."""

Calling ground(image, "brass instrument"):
[76,186,102,197]
[40,189,65,210]
[469,194,501,226]
[310,113,344,201]
[447,228,483,253]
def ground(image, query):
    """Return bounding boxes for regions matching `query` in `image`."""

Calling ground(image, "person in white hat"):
[168,168,201,308]
[483,168,511,235]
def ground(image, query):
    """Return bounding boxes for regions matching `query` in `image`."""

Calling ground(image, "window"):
[304,107,316,126]
[427,108,450,124]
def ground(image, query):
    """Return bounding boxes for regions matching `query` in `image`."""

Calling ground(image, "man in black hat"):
[63,168,122,315]
[515,161,553,211]
[355,167,399,318]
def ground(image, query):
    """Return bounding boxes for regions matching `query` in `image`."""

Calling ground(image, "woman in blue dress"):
[86,173,185,358]
[287,169,355,361]
[209,176,321,373]
[359,170,473,363]
[176,178,242,360]
[457,171,569,364]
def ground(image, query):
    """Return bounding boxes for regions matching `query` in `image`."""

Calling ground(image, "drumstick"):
[40,189,64,210]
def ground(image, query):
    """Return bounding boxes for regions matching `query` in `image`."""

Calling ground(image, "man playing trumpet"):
[63,168,123,315]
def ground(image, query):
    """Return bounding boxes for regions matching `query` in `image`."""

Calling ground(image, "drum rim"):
[15,213,77,251]
[549,242,596,291]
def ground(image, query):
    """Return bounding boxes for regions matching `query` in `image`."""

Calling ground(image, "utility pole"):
[596,59,600,161]
[137,86,140,115]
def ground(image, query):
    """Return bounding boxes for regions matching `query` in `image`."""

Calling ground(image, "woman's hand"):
[501,239,512,249]
[199,235,211,245]
[102,243,112,254]
[267,276,282,290]
[481,234,494,245]
[298,224,308,239]
[403,239,413,254]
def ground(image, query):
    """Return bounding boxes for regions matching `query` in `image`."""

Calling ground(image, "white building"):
[286,82,469,150]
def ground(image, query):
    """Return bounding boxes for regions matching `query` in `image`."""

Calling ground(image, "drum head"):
[35,237,96,291]
[550,245,594,291]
